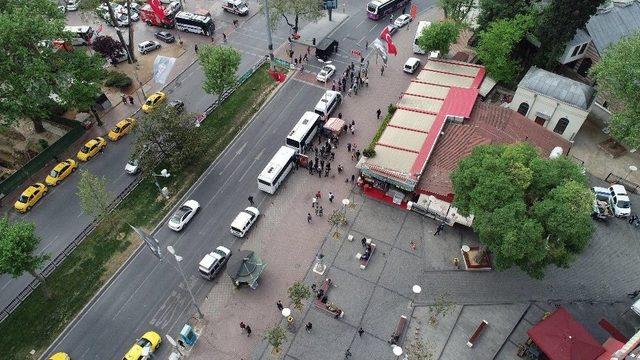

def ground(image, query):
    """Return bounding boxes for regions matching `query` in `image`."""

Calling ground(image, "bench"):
[467,320,488,347]
[388,315,408,345]
[357,243,376,269]
[313,279,345,318]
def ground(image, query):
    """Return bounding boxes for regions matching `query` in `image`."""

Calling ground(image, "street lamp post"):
[167,245,204,319]
[263,0,275,70]
[152,169,171,199]
[624,165,638,181]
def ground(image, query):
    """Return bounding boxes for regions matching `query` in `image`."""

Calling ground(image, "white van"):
[314,90,342,118]
[230,207,260,237]
[413,21,431,54]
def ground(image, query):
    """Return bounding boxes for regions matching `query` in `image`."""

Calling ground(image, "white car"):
[609,184,631,217]
[316,64,336,83]
[198,246,232,280]
[230,207,260,237]
[403,57,421,74]
[125,159,139,175]
[138,40,161,54]
[394,14,412,28]
[168,200,200,231]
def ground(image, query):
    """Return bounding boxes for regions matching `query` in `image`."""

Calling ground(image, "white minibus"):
[285,112,322,154]
[413,21,431,54]
[257,146,297,194]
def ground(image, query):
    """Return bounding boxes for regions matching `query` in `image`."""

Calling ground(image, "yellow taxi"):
[45,159,77,186]
[141,91,166,113]
[108,118,136,141]
[76,137,107,162]
[49,352,71,360]
[14,183,48,213]
[123,331,161,360]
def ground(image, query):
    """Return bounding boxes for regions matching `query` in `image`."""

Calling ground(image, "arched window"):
[517,102,529,116]
[553,118,570,135]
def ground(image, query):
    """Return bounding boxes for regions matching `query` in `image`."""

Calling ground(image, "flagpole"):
[263,0,275,70]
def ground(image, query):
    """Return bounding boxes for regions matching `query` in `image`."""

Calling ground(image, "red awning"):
[527,307,605,360]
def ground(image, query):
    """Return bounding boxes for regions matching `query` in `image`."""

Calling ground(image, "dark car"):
[154,31,175,43]
[169,99,184,113]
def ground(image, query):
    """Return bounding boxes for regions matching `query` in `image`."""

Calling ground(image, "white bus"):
[285,112,321,154]
[63,25,94,46]
[257,146,297,194]
[175,11,214,36]
[413,21,431,54]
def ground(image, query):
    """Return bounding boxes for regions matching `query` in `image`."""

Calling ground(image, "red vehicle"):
[140,4,175,28]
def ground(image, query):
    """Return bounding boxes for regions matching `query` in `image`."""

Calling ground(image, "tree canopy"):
[198,45,242,98]
[451,142,593,279]
[265,0,324,33]
[476,0,532,31]
[92,35,125,64]
[0,0,105,132]
[534,0,604,67]
[438,0,474,23]
[590,32,640,149]
[416,20,461,55]
[476,13,535,83]
[77,170,114,224]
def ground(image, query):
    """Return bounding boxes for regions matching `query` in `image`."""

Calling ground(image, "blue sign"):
[323,0,338,10]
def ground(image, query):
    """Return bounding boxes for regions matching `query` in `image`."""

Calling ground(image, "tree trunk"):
[126,0,137,63]
[90,107,104,127]
[29,270,53,299]
[32,118,46,133]
[294,14,299,34]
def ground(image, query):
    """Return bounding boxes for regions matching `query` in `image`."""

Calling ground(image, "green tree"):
[534,0,604,67]
[476,0,531,31]
[265,0,324,33]
[131,105,210,175]
[451,142,593,279]
[198,45,242,99]
[0,0,105,132]
[0,217,52,298]
[476,13,535,83]
[287,281,311,311]
[439,0,474,23]
[416,20,461,55]
[77,170,115,225]
[264,325,287,354]
[92,35,125,64]
[590,32,640,149]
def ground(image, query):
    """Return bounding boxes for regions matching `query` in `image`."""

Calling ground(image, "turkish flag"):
[148,0,165,20]
[379,27,397,56]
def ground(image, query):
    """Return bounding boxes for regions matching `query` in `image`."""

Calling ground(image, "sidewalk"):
[189,8,433,359]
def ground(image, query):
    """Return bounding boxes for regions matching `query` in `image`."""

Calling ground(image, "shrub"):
[388,103,397,115]
[362,147,376,158]
[104,71,132,89]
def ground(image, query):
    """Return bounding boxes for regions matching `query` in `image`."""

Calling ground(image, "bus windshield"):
[367,2,377,13]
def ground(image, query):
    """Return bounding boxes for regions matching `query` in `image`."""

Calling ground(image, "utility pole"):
[263,0,275,70]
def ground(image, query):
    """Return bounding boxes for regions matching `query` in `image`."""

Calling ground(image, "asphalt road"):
[0,7,290,313]
[37,0,437,357]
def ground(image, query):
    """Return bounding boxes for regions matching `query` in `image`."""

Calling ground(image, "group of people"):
[331,61,369,97]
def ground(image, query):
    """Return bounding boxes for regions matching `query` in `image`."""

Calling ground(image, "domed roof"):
[519,67,595,110]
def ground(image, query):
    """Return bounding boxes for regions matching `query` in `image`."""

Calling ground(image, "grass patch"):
[0,64,279,359]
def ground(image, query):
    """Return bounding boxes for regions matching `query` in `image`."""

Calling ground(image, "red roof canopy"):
[527,307,605,360]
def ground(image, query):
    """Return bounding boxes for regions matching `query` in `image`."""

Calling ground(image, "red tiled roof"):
[417,102,571,199]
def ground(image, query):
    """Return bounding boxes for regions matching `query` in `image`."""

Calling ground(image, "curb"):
[40,62,293,360]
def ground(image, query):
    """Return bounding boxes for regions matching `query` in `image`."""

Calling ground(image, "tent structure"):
[226,250,266,289]
[527,307,605,360]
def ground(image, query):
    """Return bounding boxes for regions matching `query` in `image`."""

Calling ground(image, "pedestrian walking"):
[402,5,407,14]
[348,88,353,97]
[355,150,360,159]
[345,348,352,358]
[248,196,254,205]
[299,54,302,64]
[312,196,318,208]
[361,237,367,247]
[303,53,308,62]
[315,206,320,216]
[121,94,128,104]
[351,174,355,182]
[351,124,356,135]
[319,206,323,217]
[365,40,369,49]
[376,108,381,119]
[364,77,369,87]
[307,213,312,223]
[338,165,343,173]
[338,112,343,119]
[223,33,227,43]
[332,83,336,91]
[246,325,252,336]
[307,46,311,54]
[277,300,284,311]
[329,192,334,202]
[389,14,394,23]
[305,322,313,333]
[294,58,298,65]
[195,44,199,53]
[629,214,638,224]
[240,322,246,332]
[309,160,314,174]
[353,83,358,95]
[434,222,445,236]
[380,66,385,76]
[318,165,322,177]
[128,95,134,105]
[358,327,364,337]
[330,152,335,160]
[233,19,239,28]
[347,143,352,152]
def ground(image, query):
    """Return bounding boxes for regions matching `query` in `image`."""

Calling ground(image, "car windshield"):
[81,145,90,153]
[171,206,190,222]
[618,200,631,208]
[113,126,122,133]
[214,249,226,257]
[136,337,151,347]
[145,98,153,105]
[50,169,59,177]
[18,195,29,203]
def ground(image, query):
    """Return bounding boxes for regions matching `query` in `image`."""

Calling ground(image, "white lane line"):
[38,235,60,254]
[112,260,163,319]
[237,148,265,183]
[355,18,367,29]
[1,279,12,290]
[219,142,247,175]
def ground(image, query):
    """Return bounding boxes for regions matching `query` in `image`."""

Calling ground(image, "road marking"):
[237,148,265,183]
[355,18,367,29]
[113,260,162,319]
[38,235,60,254]
[219,142,247,175]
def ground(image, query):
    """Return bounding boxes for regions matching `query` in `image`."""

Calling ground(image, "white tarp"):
[153,55,176,84]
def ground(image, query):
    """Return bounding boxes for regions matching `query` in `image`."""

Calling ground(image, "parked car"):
[168,99,184,112]
[45,159,78,186]
[48,353,70,360]
[165,1,182,15]
[316,64,336,83]
[76,137,107,162]
[609,184,631,217]
[125,159,140,175]
[142,91,166,112]
[108,118,135,141]
[123,331,161,360]
[230,207,260,237]
[383,24,398,36]
[222,0,249,15]
[394,14,412,28]
[66,0,81,11]
[137,40,161,55]
[198,246,232,280]
[403,57,420,74]
[168,200,200,231]
[14,183,48,213]
[154,31,175,43]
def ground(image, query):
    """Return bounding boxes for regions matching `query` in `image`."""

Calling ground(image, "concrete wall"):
[509,87,589,141]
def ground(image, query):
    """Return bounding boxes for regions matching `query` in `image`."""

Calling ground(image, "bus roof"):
[369,0,394,6]
[286,112,320,143]
[175,11,212,21]
[258,146,296,182]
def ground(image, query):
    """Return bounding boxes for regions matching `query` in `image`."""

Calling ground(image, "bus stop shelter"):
[227,250,266,289]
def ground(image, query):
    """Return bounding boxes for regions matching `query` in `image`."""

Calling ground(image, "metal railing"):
[0,58,273,324]
[605,172,640,194]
